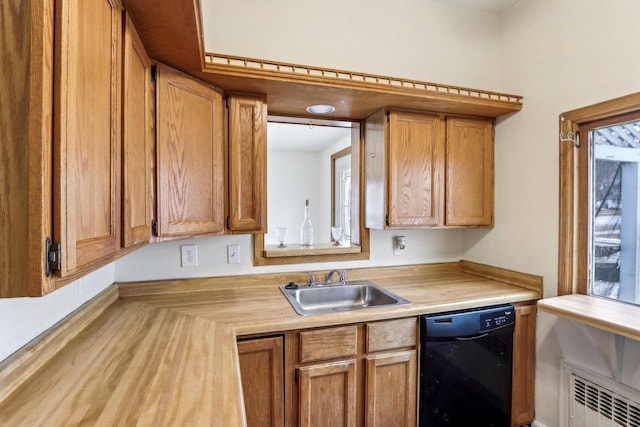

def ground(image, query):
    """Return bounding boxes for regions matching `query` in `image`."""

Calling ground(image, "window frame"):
[558,92,640,298]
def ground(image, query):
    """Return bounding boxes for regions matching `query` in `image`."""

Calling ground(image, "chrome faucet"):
[324,269,346,285]
[305,272,317,286]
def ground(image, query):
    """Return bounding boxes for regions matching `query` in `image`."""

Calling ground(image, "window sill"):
[538,294,640,341]
[263,243,361,258]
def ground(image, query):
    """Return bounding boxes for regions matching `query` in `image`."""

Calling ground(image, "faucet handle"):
[338,270,346,284]
[303,271,316,286]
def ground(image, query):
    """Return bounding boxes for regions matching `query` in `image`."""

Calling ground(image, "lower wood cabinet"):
[237,336,285,427]
[298,359,358,426]
[237,318,418,427]
[366,350,417,427]
[512,303,537,427]
[289,318,418,427]
[238,309,534,427]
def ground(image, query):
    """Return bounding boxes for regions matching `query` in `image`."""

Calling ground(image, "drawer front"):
[367,318,416,353]
[299,325,358,363]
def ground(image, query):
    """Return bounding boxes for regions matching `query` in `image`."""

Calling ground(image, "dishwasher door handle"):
[454,332,489,341]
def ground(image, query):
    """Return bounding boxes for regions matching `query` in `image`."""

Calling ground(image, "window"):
[558,93,640,307]
[591,118,640,304]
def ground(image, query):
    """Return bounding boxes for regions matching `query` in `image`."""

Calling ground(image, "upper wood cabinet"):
[3,0,156,296]
[446,117,494,226]
[155,65,225,237]
[122,13,153,248]
[227,94,267,234]
[366,109,445,228]
[364,108,494,229]
[53,0,123,277]
[1,0,56,296]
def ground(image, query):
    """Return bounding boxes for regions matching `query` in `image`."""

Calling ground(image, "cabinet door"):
[445,117,494,226]
[365,350,417,427]
[156,65,225,237]
[298,360,357,427]
[53,0,122,276]
[122,13,153,248]
[388,110,445,227]
[227,95,267,233]
[237,336,284,427]
[511,304,536,427]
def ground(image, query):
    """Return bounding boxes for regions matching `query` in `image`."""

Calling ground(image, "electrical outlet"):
[227,244,240,264]
[393,236,406,256]
[181,244,198,267]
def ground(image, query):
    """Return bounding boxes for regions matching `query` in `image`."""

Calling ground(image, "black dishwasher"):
[419,304,515,427]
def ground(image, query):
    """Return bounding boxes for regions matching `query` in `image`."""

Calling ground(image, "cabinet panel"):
[445,117,494,226]
[388,110,445,227]
[53,0,122,275]
[227,95,267,233]
[238,336,284,427]
[512,304,536,426]
[122,13,152,248]
[365,350,417,427]
[298,360,357,427]
[364,109,387,230]
[365,109,495,230]
[156,65,225,237]
[299,325,358,363]
[367,318,416,353]
[1,0,55,296]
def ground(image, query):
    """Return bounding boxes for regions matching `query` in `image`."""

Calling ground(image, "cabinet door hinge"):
[45,237,61,276]
[151,66,157,82]
[225,96,230,108]
[385,215,390,226]
[151,219,158,236]
[226,216,231,229]
[295,368,299,383]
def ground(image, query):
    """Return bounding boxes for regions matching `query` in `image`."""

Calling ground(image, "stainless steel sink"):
[280,280,411,316]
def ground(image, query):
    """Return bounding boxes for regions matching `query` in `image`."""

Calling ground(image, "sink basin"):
[280,280,411,316]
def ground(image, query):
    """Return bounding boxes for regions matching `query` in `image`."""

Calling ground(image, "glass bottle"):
[301,199,313,247]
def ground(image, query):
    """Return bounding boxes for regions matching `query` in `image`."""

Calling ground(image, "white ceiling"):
[268,122,351,153]
[435,0,521,13]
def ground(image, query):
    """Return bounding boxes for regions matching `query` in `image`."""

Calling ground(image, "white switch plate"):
[227,244,240,264]
[181,244,198,267]
[393,236,406,256]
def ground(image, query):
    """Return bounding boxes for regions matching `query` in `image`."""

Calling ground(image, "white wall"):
[265,150,325,245]
[0,264,114,362]
[201,0,503,91]
[115,229,466,282]
[461,0,640,425]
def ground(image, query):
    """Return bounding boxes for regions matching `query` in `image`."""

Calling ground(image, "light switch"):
[227,244,240,264]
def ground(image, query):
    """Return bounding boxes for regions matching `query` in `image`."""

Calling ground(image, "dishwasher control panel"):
[479,307,515,332]
[423,304,515,338]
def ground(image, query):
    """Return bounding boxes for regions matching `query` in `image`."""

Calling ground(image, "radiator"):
[570,373,640,427]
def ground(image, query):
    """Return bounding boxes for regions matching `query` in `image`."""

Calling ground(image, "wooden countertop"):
[0,261,541,426]
[538,294,640,341]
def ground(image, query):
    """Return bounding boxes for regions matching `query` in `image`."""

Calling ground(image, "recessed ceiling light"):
[306,104,335,114]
